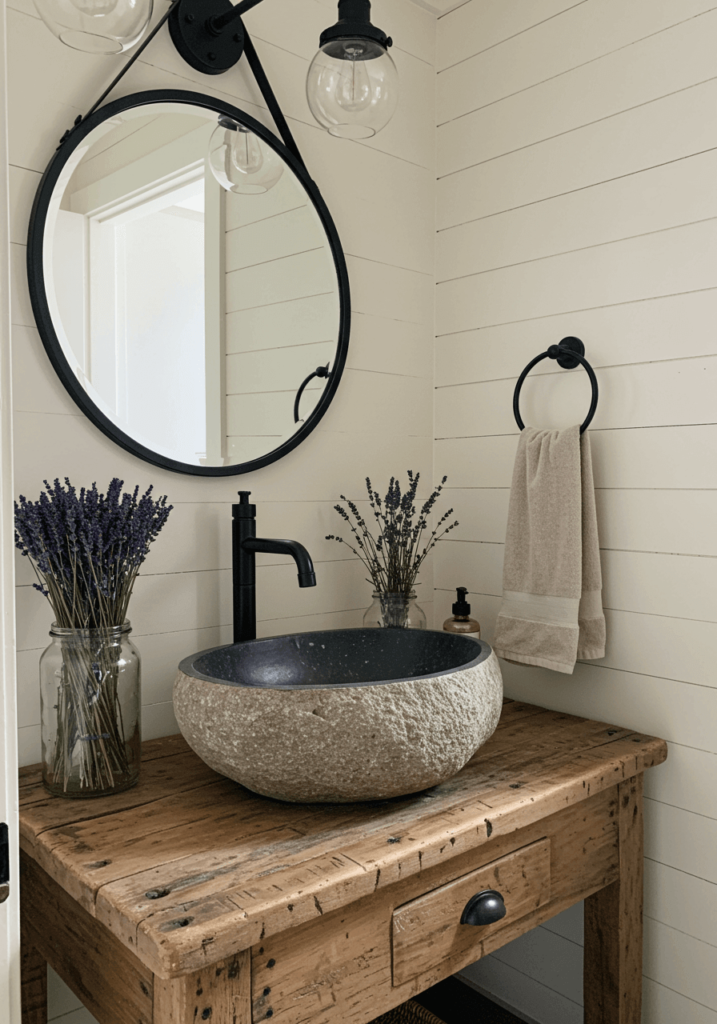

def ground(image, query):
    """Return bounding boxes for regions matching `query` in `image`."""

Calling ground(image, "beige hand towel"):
[493,425,606,674]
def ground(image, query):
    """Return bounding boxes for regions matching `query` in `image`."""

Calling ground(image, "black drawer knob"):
[460,889,506,927]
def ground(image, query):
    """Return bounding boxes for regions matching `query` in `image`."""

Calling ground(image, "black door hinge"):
[0,823,9,885]
[0,822,8,903]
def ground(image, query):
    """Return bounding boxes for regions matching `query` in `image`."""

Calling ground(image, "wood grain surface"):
[153,953,250,1024]
[250,788,619,1024]
[392,838,551,986]
[20,920,47,1024]
[584,775,645,1024]
[19,700,667,979]
[21,853,154,1024]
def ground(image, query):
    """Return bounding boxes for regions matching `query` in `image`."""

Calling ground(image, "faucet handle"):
[233,491,255,519]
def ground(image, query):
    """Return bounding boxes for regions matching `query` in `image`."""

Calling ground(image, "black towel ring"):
[294,363,331,423]
[513,337,598,435]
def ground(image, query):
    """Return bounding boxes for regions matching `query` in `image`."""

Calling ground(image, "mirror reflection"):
[44,101,342,468]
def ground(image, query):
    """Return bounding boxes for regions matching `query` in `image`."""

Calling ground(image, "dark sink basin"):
[179,627,490,690]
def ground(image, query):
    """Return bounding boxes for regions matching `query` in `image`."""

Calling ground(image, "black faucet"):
[232,491,316,643]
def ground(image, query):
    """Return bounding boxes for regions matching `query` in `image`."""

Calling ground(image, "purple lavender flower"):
[15,478,172,629]
[326,471,458,596]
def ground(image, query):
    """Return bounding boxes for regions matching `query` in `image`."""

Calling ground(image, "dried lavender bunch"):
[326,471,458,596]
[15,477,172,629]
[15,479,172,794]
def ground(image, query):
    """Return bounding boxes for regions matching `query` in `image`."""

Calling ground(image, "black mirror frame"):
[27,88,351,477]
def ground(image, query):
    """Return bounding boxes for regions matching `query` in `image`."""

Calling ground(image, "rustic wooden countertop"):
[19,699,667,981]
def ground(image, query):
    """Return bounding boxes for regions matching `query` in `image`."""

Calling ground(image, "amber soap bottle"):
[443,587,481,640]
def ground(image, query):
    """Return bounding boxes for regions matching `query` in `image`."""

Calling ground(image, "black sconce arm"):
[207,0,266,36]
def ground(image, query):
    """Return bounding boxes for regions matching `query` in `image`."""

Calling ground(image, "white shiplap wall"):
[9,1,436,1020]
[435,2,717,1023]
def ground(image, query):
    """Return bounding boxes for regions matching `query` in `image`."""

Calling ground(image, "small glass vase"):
[363,592,427,630]
[40,622,141,798]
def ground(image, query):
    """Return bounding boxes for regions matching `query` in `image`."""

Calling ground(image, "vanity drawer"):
[391,837,551,986]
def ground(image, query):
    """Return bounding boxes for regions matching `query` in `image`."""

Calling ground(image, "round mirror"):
[28,89,350,475]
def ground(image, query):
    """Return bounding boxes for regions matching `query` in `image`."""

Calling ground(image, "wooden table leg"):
[584,775,644,1024]
[21,927,47,1024]
[152,952,251,1023]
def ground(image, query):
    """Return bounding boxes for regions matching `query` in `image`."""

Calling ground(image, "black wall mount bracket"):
[168,0,245,75]
[551,335,584,369]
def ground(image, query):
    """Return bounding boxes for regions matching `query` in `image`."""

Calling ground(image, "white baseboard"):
[458,957,583,1024]
[457,973,541,1024]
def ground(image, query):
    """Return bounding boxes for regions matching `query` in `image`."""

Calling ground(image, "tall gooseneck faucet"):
[232,491,316,643]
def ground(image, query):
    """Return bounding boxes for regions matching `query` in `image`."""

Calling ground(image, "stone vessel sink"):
[174,628,503,803]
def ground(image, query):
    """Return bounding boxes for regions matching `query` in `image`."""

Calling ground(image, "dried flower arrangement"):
[15,477,172,629]
[326,471,458,598]
[14,478,172,794]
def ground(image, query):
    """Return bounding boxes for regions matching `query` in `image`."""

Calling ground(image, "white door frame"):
[0,0,21,1017]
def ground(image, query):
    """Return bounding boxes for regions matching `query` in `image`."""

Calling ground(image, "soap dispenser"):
[443,587,481,641]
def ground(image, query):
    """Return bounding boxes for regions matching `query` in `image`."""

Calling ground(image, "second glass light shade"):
[208,118,284,195]
[307,38,399,139]
[33,0,153,53]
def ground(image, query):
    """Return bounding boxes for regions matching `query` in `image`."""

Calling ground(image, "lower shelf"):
[371,999,446,1024]
[414,977,526,1024]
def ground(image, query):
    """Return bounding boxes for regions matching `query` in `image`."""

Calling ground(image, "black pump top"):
[452,587,471,616]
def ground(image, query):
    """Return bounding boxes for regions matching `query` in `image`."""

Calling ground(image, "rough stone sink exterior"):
[174,628,503,803]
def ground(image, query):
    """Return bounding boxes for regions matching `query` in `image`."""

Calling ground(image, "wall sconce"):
[35,0,398,139]
[307,0,398,139]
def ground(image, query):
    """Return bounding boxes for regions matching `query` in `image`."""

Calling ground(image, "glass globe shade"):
[33,0,153,54]
[207,119,284,196]
[306,38,399,139]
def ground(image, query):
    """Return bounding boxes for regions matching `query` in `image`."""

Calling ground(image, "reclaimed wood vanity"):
[19,699,667,1024]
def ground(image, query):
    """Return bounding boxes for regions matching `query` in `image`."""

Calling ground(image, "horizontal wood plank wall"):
[435,2,717,1023]
[7,1,436,1020]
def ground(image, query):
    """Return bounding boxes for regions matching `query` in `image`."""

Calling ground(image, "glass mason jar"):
[40,622,141,798]
[363,592,427,630]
